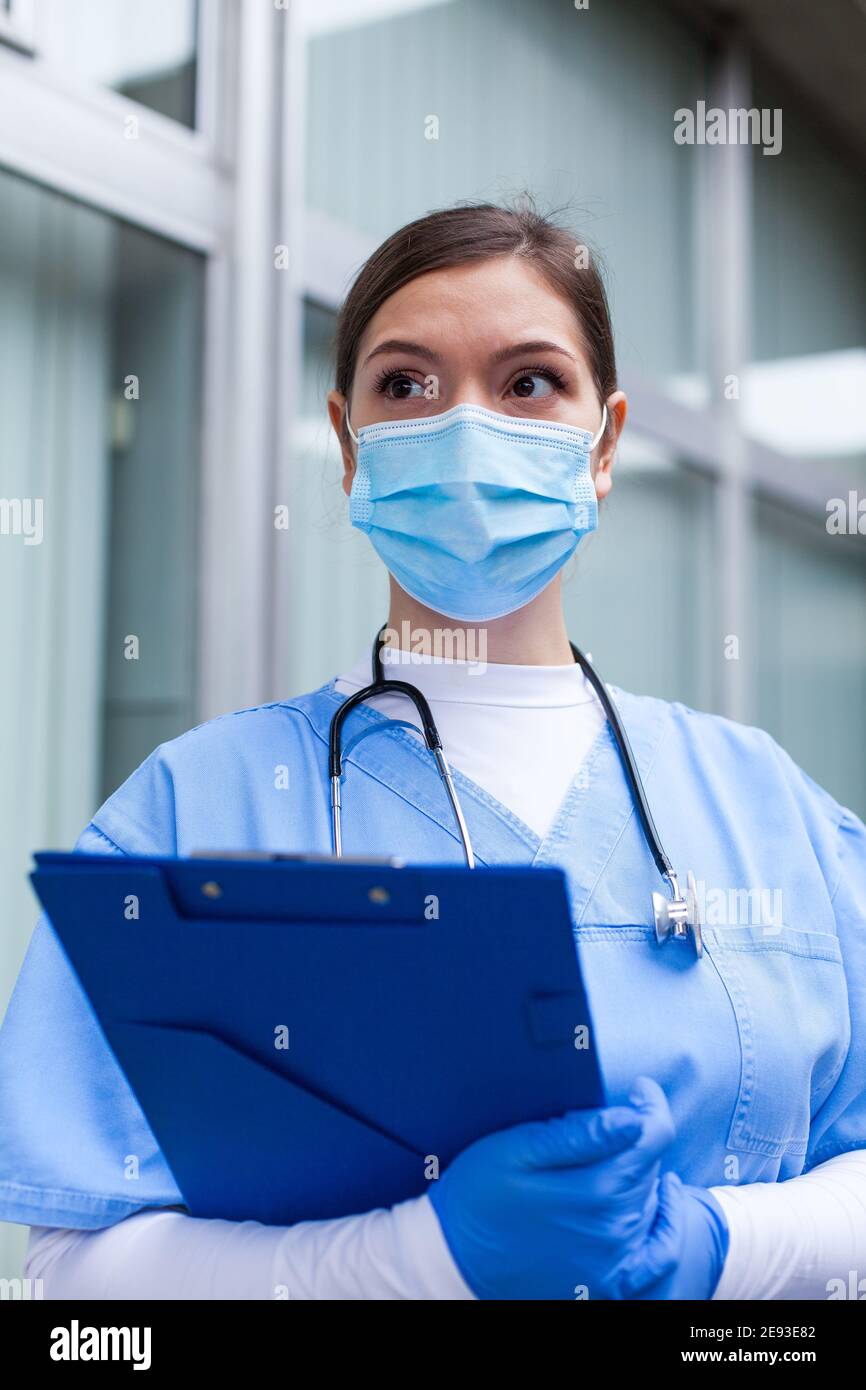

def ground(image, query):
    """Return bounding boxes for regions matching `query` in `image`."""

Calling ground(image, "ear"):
[593,390,627,502]
[327,390,356,497]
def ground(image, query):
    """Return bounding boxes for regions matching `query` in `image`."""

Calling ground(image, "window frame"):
[0,0,36,53]
[0,0,286,722]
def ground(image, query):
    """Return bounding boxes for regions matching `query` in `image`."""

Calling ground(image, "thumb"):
[516,1105,644,1171]
[616,1171,684,1298]
[622,1075,677,1163]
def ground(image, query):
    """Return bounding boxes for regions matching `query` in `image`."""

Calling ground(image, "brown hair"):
[333,195,616,442]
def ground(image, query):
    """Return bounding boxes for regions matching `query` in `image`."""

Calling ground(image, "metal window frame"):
[0,0,287,724]
[0,0,36,53]
[0,0,234,248]
[26,0,209,137]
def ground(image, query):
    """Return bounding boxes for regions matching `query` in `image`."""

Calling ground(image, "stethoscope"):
[329,627,703,958]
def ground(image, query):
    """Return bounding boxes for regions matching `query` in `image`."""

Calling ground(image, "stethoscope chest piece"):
[652,869,703,958]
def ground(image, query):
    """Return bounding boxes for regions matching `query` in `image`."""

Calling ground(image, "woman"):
[3,201,865,1301]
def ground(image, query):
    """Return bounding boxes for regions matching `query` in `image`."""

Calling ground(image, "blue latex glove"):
[626,1172,730,1300]
[429,1076,680,1300]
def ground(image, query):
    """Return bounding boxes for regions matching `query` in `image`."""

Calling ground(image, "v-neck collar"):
[532,687,671,923]
[285,679,672,903]
[292,683,535,865]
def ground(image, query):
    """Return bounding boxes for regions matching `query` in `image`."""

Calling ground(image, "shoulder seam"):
[828,806,858,909]
[153,698,317,753]
[86,823,130,856]
[130,689,335,764]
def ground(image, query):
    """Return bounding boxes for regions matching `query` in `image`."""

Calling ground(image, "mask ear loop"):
[589,403,608,451]
[344,401,359,447]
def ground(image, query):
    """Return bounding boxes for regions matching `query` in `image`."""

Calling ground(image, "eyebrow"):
[361,338,578,368]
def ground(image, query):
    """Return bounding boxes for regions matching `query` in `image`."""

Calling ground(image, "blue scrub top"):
[1,679,865,1229]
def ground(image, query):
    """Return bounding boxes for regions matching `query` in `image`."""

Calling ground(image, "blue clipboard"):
[31,852,604,1226]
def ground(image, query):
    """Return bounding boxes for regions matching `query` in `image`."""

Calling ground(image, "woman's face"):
[328,254,626,500]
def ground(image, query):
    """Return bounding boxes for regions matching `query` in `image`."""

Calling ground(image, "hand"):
[626,1173,729,1301]
[428,1075,678,1300]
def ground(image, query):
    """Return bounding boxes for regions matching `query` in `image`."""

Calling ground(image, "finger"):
[623,1076,676,1163]
[616,1171,683,1298]
[516,1105,644,1171]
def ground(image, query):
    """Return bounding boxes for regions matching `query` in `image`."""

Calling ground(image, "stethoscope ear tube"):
[329,678,441,778]
[329,630,476,868]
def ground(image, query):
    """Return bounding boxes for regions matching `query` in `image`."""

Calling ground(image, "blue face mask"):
[346,400,607,622]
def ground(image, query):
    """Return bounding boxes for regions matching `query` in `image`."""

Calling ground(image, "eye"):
[509,365,568,399]
[372,368,426,400]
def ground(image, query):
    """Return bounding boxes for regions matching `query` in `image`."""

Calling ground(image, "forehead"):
[358,255,585,358]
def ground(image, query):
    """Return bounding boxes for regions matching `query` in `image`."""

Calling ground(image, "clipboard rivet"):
[368,886,390,905]
[201,880,223,899]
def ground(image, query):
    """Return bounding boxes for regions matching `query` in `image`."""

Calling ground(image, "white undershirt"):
[26,1194,472,1301]
[25,651,866,1299]
[334,644,607,839]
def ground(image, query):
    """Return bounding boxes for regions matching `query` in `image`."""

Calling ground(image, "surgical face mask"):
[345,400,607,622]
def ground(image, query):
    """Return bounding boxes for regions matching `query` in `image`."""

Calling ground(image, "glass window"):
[755,500,866,820]
[99,220,204,799]
[281,300,390,697]
[561,438,718,714]
[36,0,200,128]
[0,0,37,51]
[0,167,203,1006]
[748,59,866,471]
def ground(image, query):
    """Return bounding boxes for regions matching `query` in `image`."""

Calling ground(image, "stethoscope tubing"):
[328,625,699,952]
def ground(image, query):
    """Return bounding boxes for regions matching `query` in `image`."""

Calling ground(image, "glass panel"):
[561,436,718,714]
[38,0,199,128]
[282,300,390,697]
[747,59,866,470]
[0,0,36,48]
[755,500,866,820]
[0,167,203,1012]
[747,60,866,815]
[100,221,204,799]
